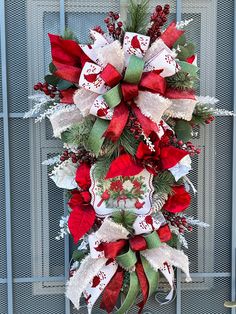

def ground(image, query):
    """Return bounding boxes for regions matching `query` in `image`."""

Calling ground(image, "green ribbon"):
[141,256,159,298]
[144,231,162,249]
[124,55,145,84]
[102,55,144,108]
[116,247,137,269]
[177,60,199,77]
[103,84,122,108]
[86,118,109,156]
[116,272,139,314]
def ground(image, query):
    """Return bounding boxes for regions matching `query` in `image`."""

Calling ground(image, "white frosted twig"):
[24,94,53,118]
[170,225,188,249]
[55,215,69,240]
[213,108,236,116]
[196,96,219,106]
[176,19,193,29]
[182,214,210,228]
[42,155,61,166]
[35,103,76,122]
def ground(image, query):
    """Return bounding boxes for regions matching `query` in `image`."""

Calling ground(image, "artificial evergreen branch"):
[191,104,215,126]
[62,28,78,41]
[111,210,137,234]
[152,171,176,195]
[166,72,198,90]
[125,0,150,34]
[119,128,139,156]
[61,117,94,148]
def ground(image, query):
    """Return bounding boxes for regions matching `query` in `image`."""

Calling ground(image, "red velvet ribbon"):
[121,82,139,101]
[100,63,122,87]
[130,235,147,251]
[102,239,127,259]
[103,101,129,142]
[160,21,185,48]
[157,224,172,242]
[100,266,124,313]
[140,71,166,95]
[136,257,149,313]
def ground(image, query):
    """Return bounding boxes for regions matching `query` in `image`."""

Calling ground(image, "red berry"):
[108,24,115,33]
[108,11,114,17]
[156,5,162,12]
[179,227,185,234]
[34,84,39,90]
[177,140,184,146]
[60,156,66,162]
[117,21,123,27]
[196,149,201,154]
[164,4,170,10]
[104,17,110,24]
[205,119,211,124]
[114,13,119,20]
[188,226,193,232]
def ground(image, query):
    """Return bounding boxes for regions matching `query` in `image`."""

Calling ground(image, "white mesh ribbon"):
[49,105,83,138]
[95,218,129,242]
[141,243,191,282]
[73,89,98,117]
[136,91,172,125]
[165,99,197,121]
[66,255,108,310]
[96,40,125,74]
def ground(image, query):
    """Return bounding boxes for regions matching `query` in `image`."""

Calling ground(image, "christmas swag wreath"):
[25,1,228,313]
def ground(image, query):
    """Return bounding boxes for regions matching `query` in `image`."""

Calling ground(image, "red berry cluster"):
[174,139,201,157]
[204,115,215,124]
[92,26,104,35]
[60,148,96,164]
[147,4,170,43]
[127,114,143,140]
[104,11,123,39]
[34,82,61,99]
[164,211,193,234]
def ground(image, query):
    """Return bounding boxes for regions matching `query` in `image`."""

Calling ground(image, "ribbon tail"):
[100,267,124,313]
[131,104,159,137]
[103,102,129,142]
[136,258,149,314]
[116,272,139,314]
[87,118,109,156]
[140,256,159,298]
[83,261,118,313]
[66,256,108,310]
[160,21,185,48]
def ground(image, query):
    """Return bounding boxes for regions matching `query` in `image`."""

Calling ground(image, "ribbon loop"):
[144,231,162,249]
[124,55,145,84]
[103,84,122,108]
[116,247,137,269]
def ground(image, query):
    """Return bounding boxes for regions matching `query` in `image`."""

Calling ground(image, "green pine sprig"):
[125,0,150,34]
[190,104,215,126]
[111,210,137,234]
[60,117,94,148]
[166,72,198,90]
[152,171,176,195]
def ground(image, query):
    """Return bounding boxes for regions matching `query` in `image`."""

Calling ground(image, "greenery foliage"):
[125,0,150,34]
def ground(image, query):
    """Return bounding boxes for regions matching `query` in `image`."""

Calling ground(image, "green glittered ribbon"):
[116,272,139,314]
[86,118,109,157]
